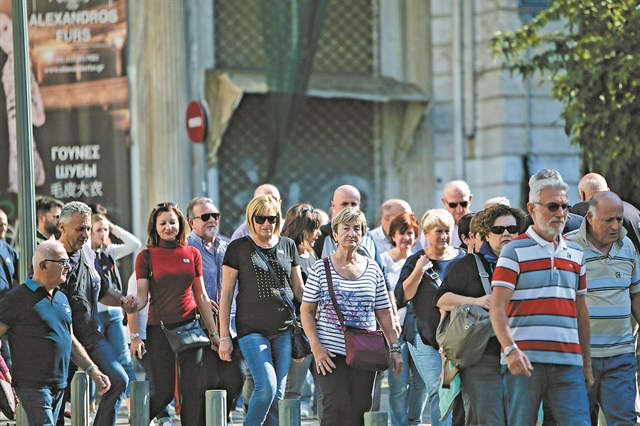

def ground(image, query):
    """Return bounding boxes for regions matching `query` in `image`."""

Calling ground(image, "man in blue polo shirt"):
[0,240,110,425]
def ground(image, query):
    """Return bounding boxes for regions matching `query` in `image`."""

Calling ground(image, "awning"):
[204,69,430,168]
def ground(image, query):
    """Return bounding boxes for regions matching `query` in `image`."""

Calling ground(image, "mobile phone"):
[140,346,147,356]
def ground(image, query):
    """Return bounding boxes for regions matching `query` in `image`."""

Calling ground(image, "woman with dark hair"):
[281,203,322,415]
[218,195,305,426]
[131,202,219,426]
[434,203,526,425]
[381,213,428,426]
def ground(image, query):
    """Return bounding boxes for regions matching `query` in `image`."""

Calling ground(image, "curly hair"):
[475,204,526,240]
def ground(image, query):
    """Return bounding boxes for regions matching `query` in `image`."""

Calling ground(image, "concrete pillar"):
[279,399,301,426]
[70,371,89,426]
[364,411,388,426]
[130,381,150,426]
[205,389,227,426]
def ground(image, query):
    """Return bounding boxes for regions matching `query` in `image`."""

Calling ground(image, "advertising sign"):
[0,0,130,235]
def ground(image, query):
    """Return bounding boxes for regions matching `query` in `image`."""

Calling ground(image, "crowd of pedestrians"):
[0,169,640,426]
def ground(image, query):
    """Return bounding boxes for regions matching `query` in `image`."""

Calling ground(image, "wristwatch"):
[504,344,518,357]
[130,333,140,341]
[389,343,401,354]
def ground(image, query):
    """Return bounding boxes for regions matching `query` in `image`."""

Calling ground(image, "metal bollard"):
[15,403,27,426]
[279,399,301,426]
[364,411,388,426]
[71,371,89,426]
[205,389,227,426]
[130,381,150,426]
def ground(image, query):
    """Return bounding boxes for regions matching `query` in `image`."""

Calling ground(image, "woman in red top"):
[132,202,219,426]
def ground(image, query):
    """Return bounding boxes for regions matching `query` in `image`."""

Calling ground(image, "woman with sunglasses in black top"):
[434,203,526,425]
[218,195,305,426]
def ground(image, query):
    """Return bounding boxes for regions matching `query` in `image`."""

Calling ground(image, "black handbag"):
[245,236,312,359]
[146,250,210,353]
[0,379,15,420]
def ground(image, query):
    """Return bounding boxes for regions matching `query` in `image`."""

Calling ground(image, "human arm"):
[107,224,142,260]
[375,307,403,377]
[489,286,532,376]
[300,301,336,375]
[436,292,491,311]
[291,265,304,302]
[98,287,139,313]
[193,276,220,350]
[218,265,238,361]
[576,294,593,390]
[70,332,111,395]
[399,254,432,301]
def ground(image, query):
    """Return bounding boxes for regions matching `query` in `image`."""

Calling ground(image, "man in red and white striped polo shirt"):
[490,178,593,425]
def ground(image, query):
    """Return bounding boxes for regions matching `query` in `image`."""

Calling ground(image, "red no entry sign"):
[185,101,207,143]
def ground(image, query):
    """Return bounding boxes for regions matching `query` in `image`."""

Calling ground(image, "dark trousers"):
[314,354,376,426]
[147,324,216,426]
[206,338,245,418]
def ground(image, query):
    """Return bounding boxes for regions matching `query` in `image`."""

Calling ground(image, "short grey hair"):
[187,197,215,219]
[528,169,563,188]
[59,201,92,224]
[331,207,368,236]
[529,179,569,203]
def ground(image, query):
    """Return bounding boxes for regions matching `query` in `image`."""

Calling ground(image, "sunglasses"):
[254,215,278,224]
[447,201,469,209]
[44,258,70,268]
[193,212,220,222]
[155,202,179,210]
[534,202,569,213]
[490,225,519,235]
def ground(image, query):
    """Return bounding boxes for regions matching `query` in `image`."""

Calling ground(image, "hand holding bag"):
[245,236,312,359]
[323,258,390,372]
[146,250,210,353]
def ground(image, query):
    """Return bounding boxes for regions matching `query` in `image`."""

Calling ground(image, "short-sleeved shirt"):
[566,222,640,358]
[135,243,203,325]
[492,226,587,366]
[302,258,391,356]
[0,278,72,389]
[223,236,300,338]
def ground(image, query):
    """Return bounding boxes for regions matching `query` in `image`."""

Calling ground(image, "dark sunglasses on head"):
[193,212,220,222]
[534,202,569,213]
[490,225,519,235]
[44,258,70,268]
[254,215,278,224]
[155,202,179,211]
[447,201,469,209]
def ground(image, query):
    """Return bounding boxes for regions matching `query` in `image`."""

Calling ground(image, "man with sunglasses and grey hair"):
[441,180,473,248]
[56,201,137,426]
[186,197,244,421]
[490,178,593,425]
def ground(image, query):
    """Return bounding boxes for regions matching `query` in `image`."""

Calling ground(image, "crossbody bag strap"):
[425,267,442,286]
[323,257,346,330]
[471,253,492,295]
[244,236,298,317]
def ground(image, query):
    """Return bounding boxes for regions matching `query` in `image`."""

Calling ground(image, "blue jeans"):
[15,387,65,426]
[387,337,427,426]
[84,337,128,426]
[238,332,291,426]
[459,353,505,425]
[504,363,590,425]
[407,322,451,426]
[588,353,637,426]
[96,309,137,393]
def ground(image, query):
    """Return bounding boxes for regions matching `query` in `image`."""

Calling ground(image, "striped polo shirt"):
[566,223,640,358]
[493,226,587,366]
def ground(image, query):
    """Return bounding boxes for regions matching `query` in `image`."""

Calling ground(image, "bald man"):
[570,172,640,251]
[370,199,413,254]
[313,185,362,258]
[231,184,282,241]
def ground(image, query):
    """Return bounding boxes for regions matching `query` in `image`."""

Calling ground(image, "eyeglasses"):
[44,258,70,268]
[155,202,178,211]
[446,201,469,209]
[534,202,569,213]
[48,213,60,220]
[193,212,220,222]
[490,225,519,235]
[254,215,278,224]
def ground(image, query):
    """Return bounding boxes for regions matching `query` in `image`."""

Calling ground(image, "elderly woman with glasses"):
[131,202,220,426]
[434,203,525,425]
[219,195,305,426]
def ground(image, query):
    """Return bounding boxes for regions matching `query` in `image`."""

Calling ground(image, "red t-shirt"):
[135,242,203,325]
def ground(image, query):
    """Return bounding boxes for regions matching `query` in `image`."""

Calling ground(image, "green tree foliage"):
[492,0,640,206]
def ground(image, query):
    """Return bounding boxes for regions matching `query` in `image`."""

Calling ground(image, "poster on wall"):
[0,0,130,243]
